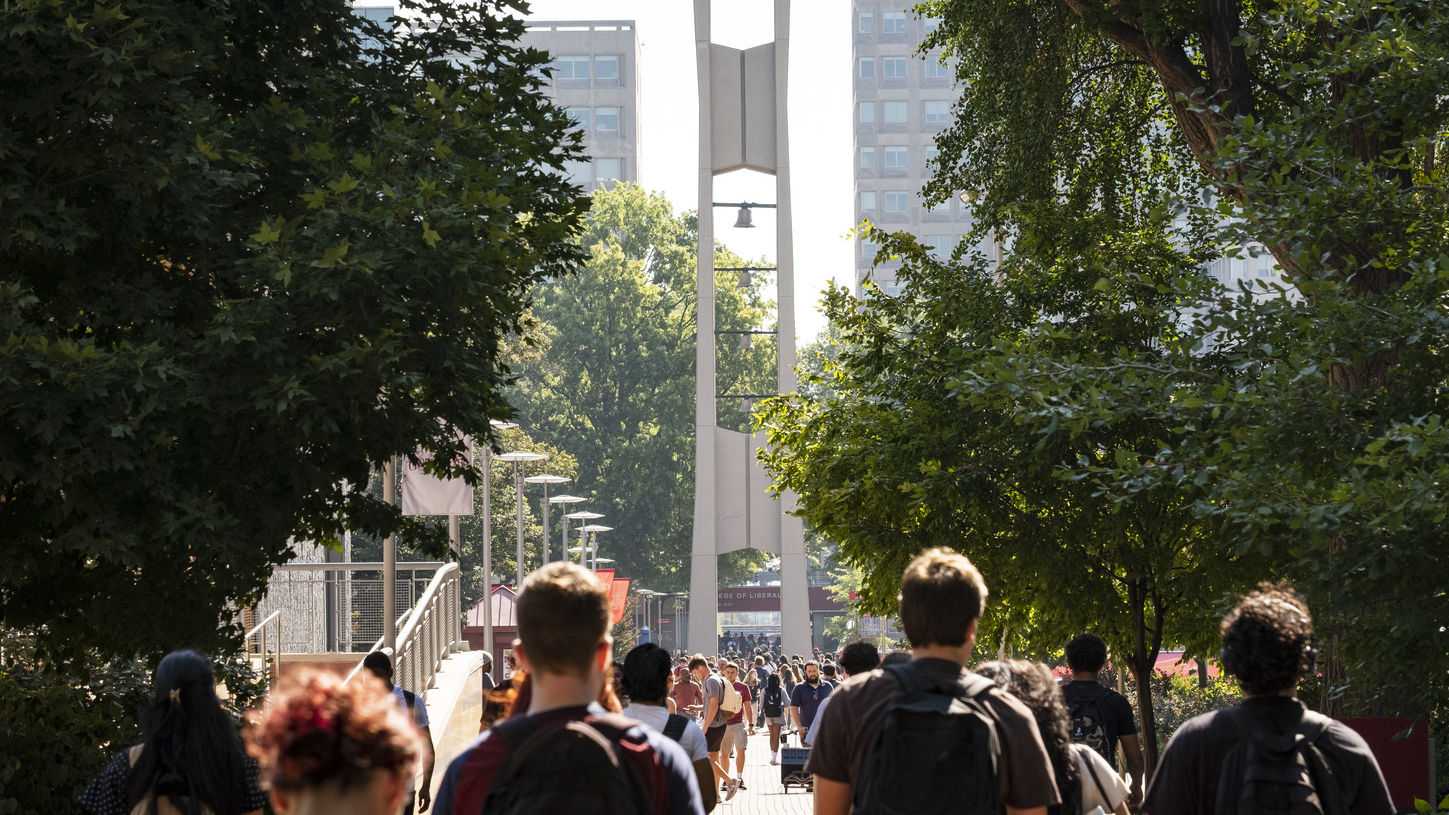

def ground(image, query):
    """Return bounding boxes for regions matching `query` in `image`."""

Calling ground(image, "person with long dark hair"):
[976,659,1130,815]
[80,649,267,815]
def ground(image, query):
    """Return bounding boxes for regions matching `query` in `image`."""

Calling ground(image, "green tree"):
[510,184,776,594]
[0,0,587,665]
[916,0,1449,719]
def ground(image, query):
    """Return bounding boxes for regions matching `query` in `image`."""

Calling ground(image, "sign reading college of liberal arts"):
[401,441,474,516]
[711,586,844,613]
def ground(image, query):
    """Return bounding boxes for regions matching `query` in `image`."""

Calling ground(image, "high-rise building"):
[523,20,642,193]
[852,2,968,297]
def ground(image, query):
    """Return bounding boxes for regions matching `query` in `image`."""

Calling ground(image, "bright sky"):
[526,0,854,342]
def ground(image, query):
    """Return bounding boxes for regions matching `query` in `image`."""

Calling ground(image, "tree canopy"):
[0,0,588,663]
[764,0,1449,737]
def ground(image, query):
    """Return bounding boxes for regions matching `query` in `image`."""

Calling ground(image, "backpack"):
[662,712,689,742]
[1213,708,1347,815]
[719,677,743,717]
[762,686,785,718]
[482,712,657,815]
[851,664,1002,815]
[126,746,215,815]
[1068,685,1113,762]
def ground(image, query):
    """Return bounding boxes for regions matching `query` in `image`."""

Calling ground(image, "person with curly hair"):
[1142,583,1393,815]
[977,659,1130,815]
[247,670,419,815]
[80,650,268,815]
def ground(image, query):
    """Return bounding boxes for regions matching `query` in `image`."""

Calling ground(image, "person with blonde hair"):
[247,670,419,815]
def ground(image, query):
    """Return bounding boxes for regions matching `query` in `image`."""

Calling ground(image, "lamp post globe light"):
[564,510,604,566]
[494,450,547,587]
[579,524,613,571]
[524,474,569,564]
[548,494,585,566]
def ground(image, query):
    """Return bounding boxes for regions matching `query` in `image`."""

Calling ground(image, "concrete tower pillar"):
[688,0,812,658]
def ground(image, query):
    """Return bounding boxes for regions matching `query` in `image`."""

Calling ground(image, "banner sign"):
[401,439,474,516]
[609,578,631,625]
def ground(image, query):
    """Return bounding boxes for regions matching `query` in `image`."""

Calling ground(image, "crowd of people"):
[81,550,1399,815]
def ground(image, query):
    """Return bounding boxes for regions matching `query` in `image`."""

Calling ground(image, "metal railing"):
[243,610,282,692]
[254,562,444,654]
[393,562,463,697]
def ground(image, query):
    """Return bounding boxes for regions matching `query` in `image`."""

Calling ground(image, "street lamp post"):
[549,494,585,566]
[480,420,517,680]
[524,474,569,564]
[565,511,604,566]
[494,450,547,587]
[579,524,613,571]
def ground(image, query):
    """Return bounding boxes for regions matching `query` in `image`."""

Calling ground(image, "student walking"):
[80,650,268,815]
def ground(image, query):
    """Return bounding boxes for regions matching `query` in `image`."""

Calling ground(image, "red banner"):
[608,578,630,625]
[594,568,615,599]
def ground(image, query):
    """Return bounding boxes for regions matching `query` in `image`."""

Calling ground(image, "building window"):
[882,12,907,33]
[924,58,951,78]
[926,145,941,165]
[926,236,953,259]
[858,102,876,124]
[564,159,591,183]
[930,196,951,213]
[595,157,621,181]
[860,191,877,212]
[861,238,879,258]
[924,16,941,34]
[885,191,909,213]
[858,12,873,33]
[564,107,590,132]
[858,58,875,79]
[882,57,908,79]
[556,56,590,80]
[884,146,909,168]
[883,101,908,123]
[594,106,620,134]
[860,146,877,169]
[594,55,620,82]
[924,100,950,123]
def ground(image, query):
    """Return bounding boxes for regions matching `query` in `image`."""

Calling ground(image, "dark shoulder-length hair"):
[126,650,249,815]
[975,659,1080,792]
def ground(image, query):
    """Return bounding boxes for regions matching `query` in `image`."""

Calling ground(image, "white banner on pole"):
[401,439,474,516]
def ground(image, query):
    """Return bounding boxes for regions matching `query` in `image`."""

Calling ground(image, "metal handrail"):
[394,562,462,697]
[343,608,413,685]
[243,610,282,692]
[273,561,446,571]
[342,562,462,696]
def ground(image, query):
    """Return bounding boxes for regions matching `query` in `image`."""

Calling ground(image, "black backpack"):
[1068,684,1113,762]
[662,712,689,742]
[481,713,657,815]
[762,686,785,718]
[851,664,1002,815]
[1213,708,1347,815]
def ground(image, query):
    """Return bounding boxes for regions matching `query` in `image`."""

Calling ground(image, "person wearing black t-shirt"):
[1142,585,1393,815]
[1061,633,1145,808]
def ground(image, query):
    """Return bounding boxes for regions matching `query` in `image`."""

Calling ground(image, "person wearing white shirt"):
[622,643,718,813]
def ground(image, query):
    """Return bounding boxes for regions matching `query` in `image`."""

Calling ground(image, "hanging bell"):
[739,333,753,350]
[738,270,752,288]
[734,206,754,228]
[739,398,754,414]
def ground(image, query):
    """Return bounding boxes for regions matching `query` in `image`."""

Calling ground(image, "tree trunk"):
[1126,578,1164,772]
[1198,657,1209,689]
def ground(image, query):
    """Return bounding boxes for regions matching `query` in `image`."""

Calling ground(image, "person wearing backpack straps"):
[976,659,1131,815]
[807,547,1061,815]
[1142,583,1393,815]
[620,643,718,813]
[79,650,268,815]
[430,563,704,815]
[362,650,435,814]
[1060,633,1145,808]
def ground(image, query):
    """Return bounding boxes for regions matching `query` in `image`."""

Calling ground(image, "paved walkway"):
[712,727,814,814]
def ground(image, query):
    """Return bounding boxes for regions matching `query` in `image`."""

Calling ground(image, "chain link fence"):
[254,562,444,653]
